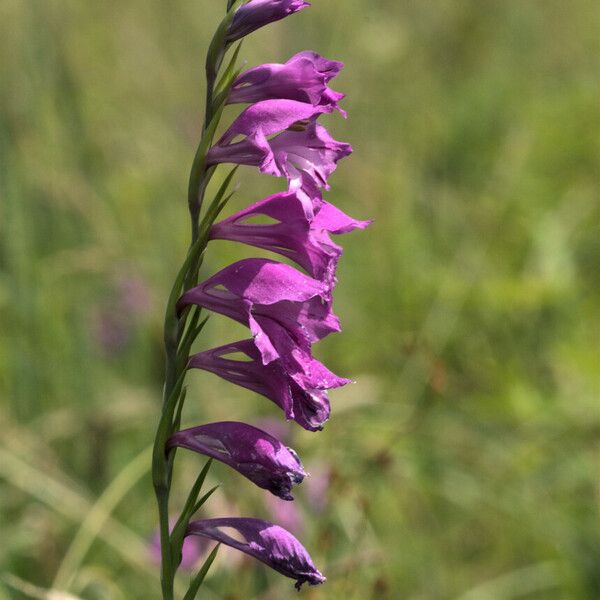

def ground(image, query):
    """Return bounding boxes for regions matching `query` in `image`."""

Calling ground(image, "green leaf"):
[182,544,220,600]
[213,166,239,207]
[177,313,209,372]
[187,114,223,214]
[206,0,243,79]
[196,166,238,241]
[171,385,187,434]
[151,370,188,488]
[162,230,208,338]
[170,460,214,568]
[191,485,219,515]
[213,41,244,108]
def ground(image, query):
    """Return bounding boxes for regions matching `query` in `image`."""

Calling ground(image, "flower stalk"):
[152,1,368,597]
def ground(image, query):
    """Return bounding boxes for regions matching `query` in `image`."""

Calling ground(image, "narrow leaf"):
[170,459,214,566]
[183,544,220,600]
[171,386,188,433]
[214,41,244,103]
[192,485,220,515]
[177,313,209,372]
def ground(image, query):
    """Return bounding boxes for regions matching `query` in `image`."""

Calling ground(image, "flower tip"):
[295,571,326,590]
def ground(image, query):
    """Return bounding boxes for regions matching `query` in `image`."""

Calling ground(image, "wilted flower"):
[168,421,305,500]
[227,0,310,42]
[229,51,345,114]
[187,518,325,589]
[189,339,349,431]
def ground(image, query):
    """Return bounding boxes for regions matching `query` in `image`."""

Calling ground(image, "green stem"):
[205,71,217,132]
[157,488,174,600]
[188,18,227,243]
[153,6,234,598]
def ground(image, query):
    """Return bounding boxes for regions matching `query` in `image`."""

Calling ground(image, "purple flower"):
[229,51,345,114]
[177,258,340,364]
[189,339,349,431]
[206,100,351,217]
[227,0,310,42]
[186,518,325,590]
[211,191,370,295]
[269,119,353,209]
[167,422,306,500]
[212,99,331,144]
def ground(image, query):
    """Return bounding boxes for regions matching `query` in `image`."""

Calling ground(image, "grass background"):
[1,0,599,598]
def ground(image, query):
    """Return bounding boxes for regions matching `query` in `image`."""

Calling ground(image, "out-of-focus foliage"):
[1,1,599,598]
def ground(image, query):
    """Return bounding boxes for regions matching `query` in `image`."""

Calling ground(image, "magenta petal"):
[227,0,311,42]
[216,99,330,145]
[204,131,280,176]
[313,200,373,234]
[210,192,342,294]
[206,102,349,215]
[186,518,325,589]
[253,303,340,351]
[229,51,345,114]
[269,120,352,204]
[168,422,305,500]
[177,259,340,360]
[210,192,371,295]
[189,340,349,431]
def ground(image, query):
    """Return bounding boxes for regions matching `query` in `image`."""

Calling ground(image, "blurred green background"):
[1,0,599,598]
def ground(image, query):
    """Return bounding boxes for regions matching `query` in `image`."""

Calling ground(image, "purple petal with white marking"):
[168,422,305,500]
[186,517,325,589]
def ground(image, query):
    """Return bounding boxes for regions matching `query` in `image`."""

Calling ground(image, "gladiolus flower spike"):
[151,1,369,597]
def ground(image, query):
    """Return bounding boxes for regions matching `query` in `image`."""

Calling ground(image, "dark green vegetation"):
[1,1,599,598]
